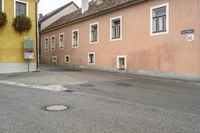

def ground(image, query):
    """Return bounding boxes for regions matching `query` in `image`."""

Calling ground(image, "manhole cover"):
[46,105,68,111]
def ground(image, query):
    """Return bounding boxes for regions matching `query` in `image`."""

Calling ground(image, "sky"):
[38,0,82,15]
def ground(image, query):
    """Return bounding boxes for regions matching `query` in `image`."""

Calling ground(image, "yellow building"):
[0,0,37,73]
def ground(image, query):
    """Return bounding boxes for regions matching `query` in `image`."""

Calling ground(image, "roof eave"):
[39,1,79,23]
[41,0,145,34]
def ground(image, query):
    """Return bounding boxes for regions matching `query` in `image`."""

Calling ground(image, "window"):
[15,0,28,17]
[51,36,56,51]
[151,3,169,36]
[59,33,65,49]
[72,29,79,48]
[110,16,122,41]
[88,52,95,65]
[90,22,99,43]
[117,56,127,70]
[64,55,70,63]
[52,56,57,65]
[0,0,4,12]
[44,37,49,52]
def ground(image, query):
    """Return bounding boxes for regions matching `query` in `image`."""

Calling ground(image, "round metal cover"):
[46,105,68,111]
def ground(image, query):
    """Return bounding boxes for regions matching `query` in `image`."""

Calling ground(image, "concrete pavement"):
[0,65,200,133]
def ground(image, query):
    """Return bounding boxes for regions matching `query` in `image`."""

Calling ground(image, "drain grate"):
[80,83,95,87]
[116,83,132,87]
[44,105,68,111]
[63,90,75,93]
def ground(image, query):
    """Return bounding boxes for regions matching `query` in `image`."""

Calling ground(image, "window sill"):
[91,40,97,42]
[88,63,95,65]
[89,40,99,44]
[110,37,122,41]
[72,45,78,48]
[59,47,65,50]
[118,68,126,70]
[151,30,168,36]
[153,30,167,33]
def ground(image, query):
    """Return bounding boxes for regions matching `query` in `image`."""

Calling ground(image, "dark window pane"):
[91,24,98,42]
[112,19,121,39]
[16,2,27,16]
[152,6,167,33]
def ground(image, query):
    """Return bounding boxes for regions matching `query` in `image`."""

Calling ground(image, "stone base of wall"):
[63,64,200,81]
[0,63,37,73]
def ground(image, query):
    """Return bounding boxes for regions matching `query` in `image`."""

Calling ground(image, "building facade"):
[38,2,78,62]
[0,0,37,73]
[39,1,78,31]
[40,0,200,81]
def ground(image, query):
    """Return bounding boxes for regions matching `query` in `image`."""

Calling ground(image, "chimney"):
[82,0,89,14]
[39,13,43,18]
[96,0,103,6]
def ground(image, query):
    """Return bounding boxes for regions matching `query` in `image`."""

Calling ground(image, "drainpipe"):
[36,0,40,71]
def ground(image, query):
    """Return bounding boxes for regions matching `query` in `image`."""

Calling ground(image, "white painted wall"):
[0,63,36,73]
[41,4,78,30]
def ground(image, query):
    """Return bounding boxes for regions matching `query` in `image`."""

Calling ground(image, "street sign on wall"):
[24,37,34,60]
[181,29,194,35]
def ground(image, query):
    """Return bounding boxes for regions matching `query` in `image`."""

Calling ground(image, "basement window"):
[90,22,99,43]
[72,29,79,48]
[51,36,56,51]
[44,37,49,52]
[59,33,65,49]
[52,56,57,65]
[110,16,122,41]
[88,52,95,65]
[117,56,127,70]
[65,55,70,63]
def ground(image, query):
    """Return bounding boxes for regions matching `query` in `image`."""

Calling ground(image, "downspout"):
[36,0,40,71]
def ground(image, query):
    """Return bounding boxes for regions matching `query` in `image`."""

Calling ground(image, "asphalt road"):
[0,67,200,133]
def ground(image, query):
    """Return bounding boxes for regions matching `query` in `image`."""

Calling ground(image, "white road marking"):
[0,80,68,91]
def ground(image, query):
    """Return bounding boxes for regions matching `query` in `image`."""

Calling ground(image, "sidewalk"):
[0,65,199,89]
[0,66,87,91]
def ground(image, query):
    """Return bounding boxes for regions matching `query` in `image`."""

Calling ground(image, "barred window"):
[88,52,95,65]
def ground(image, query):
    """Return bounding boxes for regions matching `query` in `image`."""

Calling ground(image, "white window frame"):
[14,0,29,17]
[110,16,122,41]
[150,3,169,36]
[88,52,95,65]
[117,55,127,70]
[89,22,99,44]
[44,37,49,52]
[72,29,79,48]
[64,55,70,63]
[1,0,4,12]
[59,33,65,49]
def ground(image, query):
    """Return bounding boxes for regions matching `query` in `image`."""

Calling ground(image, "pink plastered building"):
[40,0,200,81]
